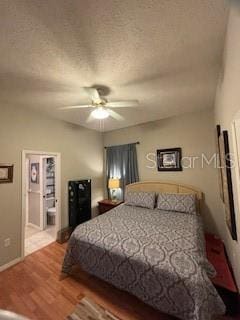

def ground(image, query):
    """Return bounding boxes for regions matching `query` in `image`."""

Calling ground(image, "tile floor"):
[25,224,56,256]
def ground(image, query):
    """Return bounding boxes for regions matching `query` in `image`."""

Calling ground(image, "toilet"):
[47,207,56,225]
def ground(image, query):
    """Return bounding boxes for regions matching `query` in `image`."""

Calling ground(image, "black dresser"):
[68,179,91,229]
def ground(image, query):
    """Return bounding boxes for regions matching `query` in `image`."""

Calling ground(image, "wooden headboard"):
[126,181,203,213]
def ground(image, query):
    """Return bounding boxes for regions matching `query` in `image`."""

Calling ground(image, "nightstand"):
[98,199,123,214]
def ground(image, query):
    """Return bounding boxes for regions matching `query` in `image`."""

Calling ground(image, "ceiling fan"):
[59,87,139,122]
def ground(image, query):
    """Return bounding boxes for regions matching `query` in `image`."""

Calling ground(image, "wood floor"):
[0,242,236,320]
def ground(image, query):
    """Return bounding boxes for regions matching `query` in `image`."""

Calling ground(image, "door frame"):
[21,150,61,259]
[25,157,30,225]
[231,120,240,239]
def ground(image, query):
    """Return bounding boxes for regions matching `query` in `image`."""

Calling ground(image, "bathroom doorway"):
[21,150,61,257]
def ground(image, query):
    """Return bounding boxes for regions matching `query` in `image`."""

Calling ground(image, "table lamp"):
[108,178,120,202]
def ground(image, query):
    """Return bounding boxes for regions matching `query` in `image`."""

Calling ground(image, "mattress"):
[62,204,225,320]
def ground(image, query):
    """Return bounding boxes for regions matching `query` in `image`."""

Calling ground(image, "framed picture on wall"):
[0,164,13,183]
[216,125,224,201]
[157,148,182,171]
[31,163,39,184]
[219,130,237,240]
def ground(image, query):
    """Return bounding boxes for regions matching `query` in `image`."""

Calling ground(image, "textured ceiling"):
[0,0,229,132]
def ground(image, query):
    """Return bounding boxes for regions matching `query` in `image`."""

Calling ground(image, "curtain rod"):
[104,142,140,149]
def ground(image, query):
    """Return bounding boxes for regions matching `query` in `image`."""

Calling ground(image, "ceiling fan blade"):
[105,100,139,108]
[84,87,101,102]
[59,105,91,110]
[107,109,124,121]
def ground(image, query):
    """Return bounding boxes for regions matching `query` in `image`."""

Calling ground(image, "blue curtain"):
[106,143,139,200]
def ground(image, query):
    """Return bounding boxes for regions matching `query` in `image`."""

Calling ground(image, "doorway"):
[21,150,61,257]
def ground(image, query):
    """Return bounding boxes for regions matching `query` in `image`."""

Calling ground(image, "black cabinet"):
[68,179,91,229]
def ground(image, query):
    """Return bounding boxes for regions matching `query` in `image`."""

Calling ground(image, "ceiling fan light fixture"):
[91,107,109,119]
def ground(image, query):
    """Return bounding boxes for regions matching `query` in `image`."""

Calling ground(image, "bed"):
[62,181,225,320]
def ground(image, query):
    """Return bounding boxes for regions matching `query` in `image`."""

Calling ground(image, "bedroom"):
[0,0,240,319]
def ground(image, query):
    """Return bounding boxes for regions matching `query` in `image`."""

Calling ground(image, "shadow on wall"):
[201,201,219,235]
[92,176,104,217]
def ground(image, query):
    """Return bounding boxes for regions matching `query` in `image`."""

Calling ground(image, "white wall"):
[104,109,222,235]
[0,104,103,267]
[214,0,240,289]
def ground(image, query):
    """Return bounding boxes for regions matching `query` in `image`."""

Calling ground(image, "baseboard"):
[0,257,22,272]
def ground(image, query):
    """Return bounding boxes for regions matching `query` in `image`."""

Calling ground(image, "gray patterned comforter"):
[62,204,225,320]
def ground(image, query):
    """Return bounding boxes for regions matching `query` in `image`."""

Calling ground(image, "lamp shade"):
[108,178,120,189]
